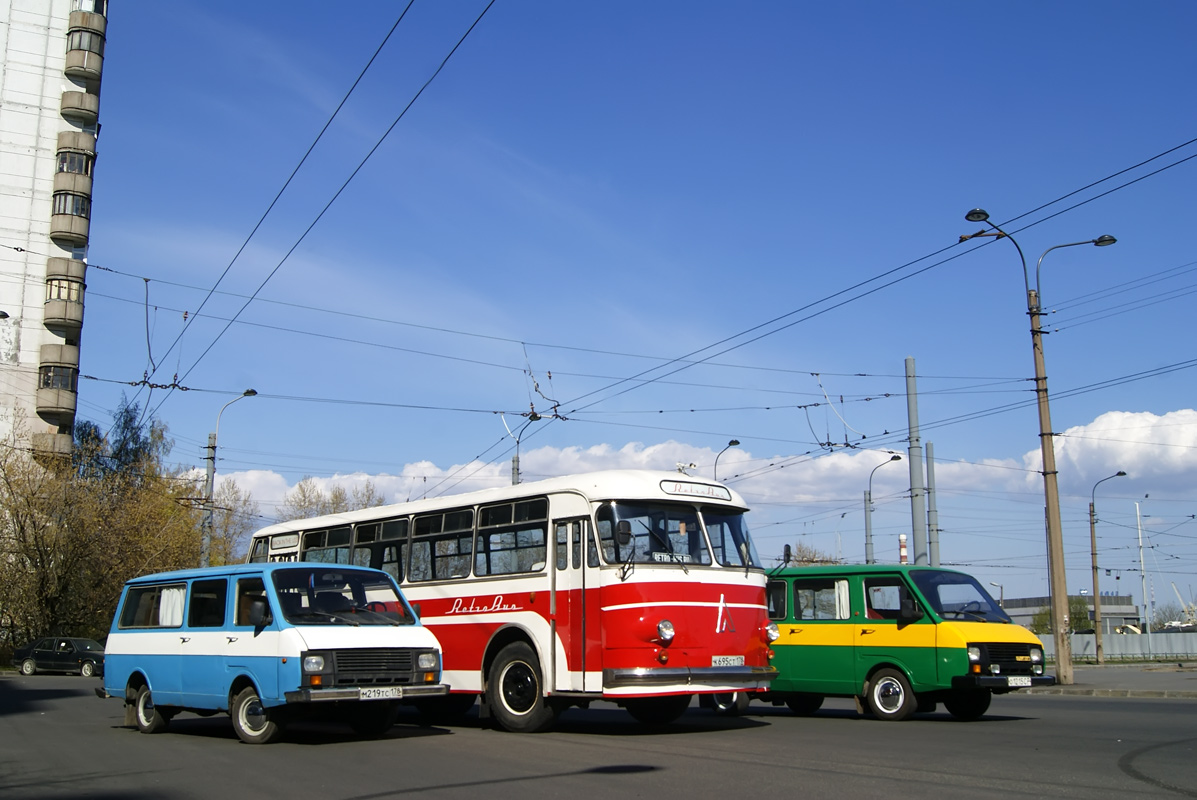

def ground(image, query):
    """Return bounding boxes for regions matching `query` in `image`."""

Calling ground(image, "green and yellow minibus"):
[752,564,1055,721]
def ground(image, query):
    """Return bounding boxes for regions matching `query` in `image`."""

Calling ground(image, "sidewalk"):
[1024,662,1197,699]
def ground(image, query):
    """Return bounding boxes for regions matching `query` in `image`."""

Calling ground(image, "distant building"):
[0,0,108,457]
[1002,594,1140,635]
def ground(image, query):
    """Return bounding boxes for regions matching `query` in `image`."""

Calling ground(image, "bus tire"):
[709,692,750,716]
[866,668,917,721]
[133,685,169,734]
[488,642,557,733]
[784,693,824,716]
[624,694,692,726]
[231,686,285,744]
[943,689,991,721]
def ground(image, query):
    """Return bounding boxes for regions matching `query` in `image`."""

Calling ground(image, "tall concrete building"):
[0,0,107,457]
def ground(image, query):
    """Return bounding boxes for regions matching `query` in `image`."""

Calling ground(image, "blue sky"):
[80,2,1197,607]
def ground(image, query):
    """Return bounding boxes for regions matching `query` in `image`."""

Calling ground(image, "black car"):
[13,637,105,677]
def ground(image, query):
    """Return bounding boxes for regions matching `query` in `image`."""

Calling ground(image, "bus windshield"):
[597,502,759,567]
[910,569,1011,623]
[271,566,416,626]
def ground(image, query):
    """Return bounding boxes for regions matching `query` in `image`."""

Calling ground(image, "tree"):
[210,477,261,565]
[0,400,202,655]
[781,540,838,566]
[277,477,387,522]
[1029,595,1093,634]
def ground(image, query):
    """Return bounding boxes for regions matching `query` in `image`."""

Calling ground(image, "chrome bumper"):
[604,664,776,689]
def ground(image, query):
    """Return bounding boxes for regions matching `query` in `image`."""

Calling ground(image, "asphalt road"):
[2,672,1196,799]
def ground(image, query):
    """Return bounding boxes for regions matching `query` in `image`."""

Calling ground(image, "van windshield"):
[271,567,416,626]
[909,570,1011,623]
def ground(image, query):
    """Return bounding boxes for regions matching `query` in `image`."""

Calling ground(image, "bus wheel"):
[624,695,692,726]
[943,689,991,721]
[231,686,285,744]
[488,642,557,733]
[133,685,169,734]
[866,669,916,721]
[784,693,824,716]
[709,692,750,716]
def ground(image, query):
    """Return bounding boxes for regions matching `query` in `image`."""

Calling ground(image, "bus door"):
[555,518,601,692]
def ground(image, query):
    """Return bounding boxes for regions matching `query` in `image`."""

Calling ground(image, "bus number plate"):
[712,655,744,667]
[360,687,403,700]
[1007,676,1031,687]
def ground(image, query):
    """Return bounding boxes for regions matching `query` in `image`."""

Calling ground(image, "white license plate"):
[360,687,402,700]
[1007,675,1032,687]
[712,655,744,667]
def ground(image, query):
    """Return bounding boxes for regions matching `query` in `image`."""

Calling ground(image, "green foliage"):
[1028,595,1095,634]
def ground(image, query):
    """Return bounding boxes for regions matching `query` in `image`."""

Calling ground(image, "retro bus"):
[247,470,779,732]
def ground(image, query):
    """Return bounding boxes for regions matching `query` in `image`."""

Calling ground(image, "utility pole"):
[926,441,940,568]
[905,357,928,565]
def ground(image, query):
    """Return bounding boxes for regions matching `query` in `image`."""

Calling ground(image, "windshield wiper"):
[641,522,689,574]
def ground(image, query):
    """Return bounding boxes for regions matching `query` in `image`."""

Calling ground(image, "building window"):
[52,192,90,218]
[39,365,79,392]
[67,30,105,56]
[57,151,94,177]
[72,0,107,15]
[46,279,84,303]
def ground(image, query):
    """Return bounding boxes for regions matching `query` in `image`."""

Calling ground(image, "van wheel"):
[784,693,824,716]
[350,701,398,737]
[624,695,692,726]
[231,686,284,744]
[134,685,169,733]
[943,689,991,721]
[487,642,557,733]
[867,669,917,721]
[80,661,96,678]
[709,692,750,716]
[20,659,36,676]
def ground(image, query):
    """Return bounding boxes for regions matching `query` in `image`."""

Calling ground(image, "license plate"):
[1007,675,1032,687]
[712,655,744,667]
[360,687,402,700]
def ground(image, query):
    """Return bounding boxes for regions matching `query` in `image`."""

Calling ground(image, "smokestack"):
[899,533,908,565]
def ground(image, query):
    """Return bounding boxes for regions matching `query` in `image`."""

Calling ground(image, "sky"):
[74,1,1197,608]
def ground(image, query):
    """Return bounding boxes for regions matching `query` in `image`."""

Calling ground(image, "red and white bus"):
[247,469,778,731]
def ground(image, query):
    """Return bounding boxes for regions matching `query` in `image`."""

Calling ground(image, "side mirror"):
[248,598,269,627]
[615,520,632,547]
[411,603,421,621]
[898,593,923,623]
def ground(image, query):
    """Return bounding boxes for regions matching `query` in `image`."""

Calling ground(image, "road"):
[2,674,1195,799]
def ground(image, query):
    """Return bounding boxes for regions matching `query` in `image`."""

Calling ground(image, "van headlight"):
[967,646,981,663]
[1029,647,1043,663]
[417,652,439,671]
[303,655,326,672]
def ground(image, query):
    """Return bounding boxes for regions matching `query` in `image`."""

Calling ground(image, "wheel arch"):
[481,624,543,691]
[861,660,916,696]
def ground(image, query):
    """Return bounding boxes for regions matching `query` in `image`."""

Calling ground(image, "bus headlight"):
[764,622,780,642]
[657,620,676,643]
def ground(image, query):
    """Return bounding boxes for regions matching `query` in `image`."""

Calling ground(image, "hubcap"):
[500,661,538,715]
[875,678,904,713]
[242,697,267,732]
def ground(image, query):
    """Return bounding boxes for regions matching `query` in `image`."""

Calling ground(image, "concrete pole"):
[864,489,874,564]
[1089,500,1104,664]
[1137,502,1152,656]
[201,433,216,568]
[926,441,940,568]
[905,357,928,565]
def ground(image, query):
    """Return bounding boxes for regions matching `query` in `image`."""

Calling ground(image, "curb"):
[1023,687,1197,699]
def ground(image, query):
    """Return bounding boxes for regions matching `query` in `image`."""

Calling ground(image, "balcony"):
[49,213,89,246]
[65,12,106,82]
[32,432,75,462]
[60,91,100,125]
[36,343,80,426]
[44,258,87,337]
[53,169,92,197]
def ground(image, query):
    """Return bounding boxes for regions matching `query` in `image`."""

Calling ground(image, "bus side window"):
[767,580,787,620]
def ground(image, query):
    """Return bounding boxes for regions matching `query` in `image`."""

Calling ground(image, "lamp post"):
[1089,470,1127,663]
[961,208,1116,685]
[201,389,257,568]
[989,582,1004,608]
[714,439,740,481]
[864,454,902,564]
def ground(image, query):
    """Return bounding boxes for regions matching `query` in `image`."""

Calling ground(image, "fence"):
[1042,631,1197,661]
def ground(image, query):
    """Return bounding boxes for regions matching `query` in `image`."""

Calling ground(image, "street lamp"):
[714,439,740,481]
[989,582,1005,608]
[864,454,902,564]
[201,389,257,568]
[961,208,1116,685]
[1089,470,1126,663]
